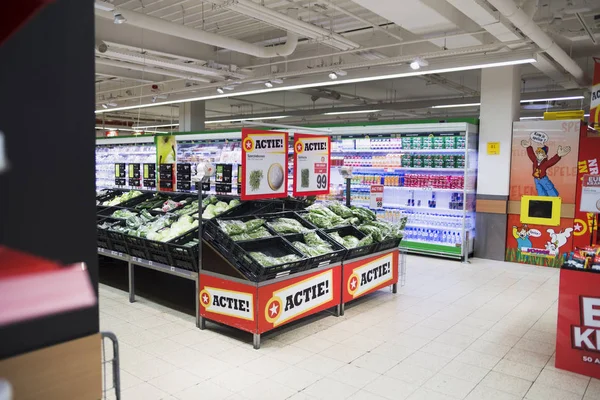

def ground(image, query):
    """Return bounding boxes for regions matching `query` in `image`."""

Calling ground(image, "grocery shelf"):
[400,240,462,258]
[335,166,465,172]
[348,184,470,193]
[331,148,465,154]
[405,223,466,231]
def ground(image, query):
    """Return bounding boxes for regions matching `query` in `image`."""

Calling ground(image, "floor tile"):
[492,358,542,382]
[351,352,400,374]
[535,368,590,395]
[150,369,203,394]
[320,343,366,363]
[504,348,552,368]
[525,381,582,400]
[121,382,169,400]
[480,371,533,397]
[328,364,381,389]
[465,384,523,400]
[271,365,322,391]
[362,375,419,400]
[406,387,460,400]
[440,360,489,383]
[468,338,512,358]
[424,373,479,399]
[455,349,502,369]
[296,353,346,375]
[210,367,263,393]
[346,390,388,400]
[175,380,233,400]
[303,377,360,400]
[402,350,452,372]
[123,357,177,381]
[370,342,416,362]
[384,362,436,386]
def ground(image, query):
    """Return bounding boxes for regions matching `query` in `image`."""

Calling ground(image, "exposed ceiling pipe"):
[95,58,212,83]
[485,0,588,85]
[94,5,298,58]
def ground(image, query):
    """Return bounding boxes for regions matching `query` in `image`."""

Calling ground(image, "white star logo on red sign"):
[574,223,583,232]
[245,141,252,150]
[350,277,357,290]
[202,294,209,304]
[269,303,279,317]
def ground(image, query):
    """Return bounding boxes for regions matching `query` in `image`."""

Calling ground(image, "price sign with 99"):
[293,133,331,196]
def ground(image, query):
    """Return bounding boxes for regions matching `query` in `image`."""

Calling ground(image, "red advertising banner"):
[556,268,600,379]
[343,250,399,303]
[199,273,257,333]
[591,57,600,130]
[293,133,331,197]
[573,125,600,248]
[241,128,288,200]
[257,265,341,334]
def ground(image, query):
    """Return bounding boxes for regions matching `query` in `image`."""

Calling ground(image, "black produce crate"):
[145,239,173,266]
[106,221,129,254]
[203,215,263,251]
[283,230,347,268]
[230,236,307,282]
[98,206,137,219]
[263,211,317,234]
[324,226,376,260]
[124,235,150,260]
[96,189,123,204]
[97,217,110,250]
[167,229,199,271]
[269,198,312,212]
[373,236,401,253]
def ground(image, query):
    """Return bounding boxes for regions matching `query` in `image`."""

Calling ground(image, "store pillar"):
[475,65,521,260]
[179,101,205,132]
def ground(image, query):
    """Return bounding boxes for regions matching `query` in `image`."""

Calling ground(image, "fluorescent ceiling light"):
[324,109,382,115]
[95,126,168,133]
[520,116,544,120]
[520,95,584,103]
[133,123,179,129]
[95,56,537,114]
[431,103,480,109]
[205,115,289,124]
[585,113,590,117]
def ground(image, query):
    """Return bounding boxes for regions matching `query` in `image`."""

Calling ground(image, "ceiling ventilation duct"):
[94,3,299,58]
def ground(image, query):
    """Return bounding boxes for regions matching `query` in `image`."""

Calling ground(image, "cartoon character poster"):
[510,121,580,203]
[505,215,575,267]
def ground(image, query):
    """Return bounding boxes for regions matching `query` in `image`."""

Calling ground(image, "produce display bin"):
[265,211,318,233]
[230,236,308,282]
[325,226,377,260]
[282,230,347,267]
[123,235,150,260]
[145,239,173,266]
[167,229,200,272]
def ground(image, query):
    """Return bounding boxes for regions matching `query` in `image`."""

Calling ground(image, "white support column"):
[477,65,521,195]
[179,101,205,132]
[475,65,521,260]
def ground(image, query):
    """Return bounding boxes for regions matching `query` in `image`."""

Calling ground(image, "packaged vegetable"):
[267,217,309,234]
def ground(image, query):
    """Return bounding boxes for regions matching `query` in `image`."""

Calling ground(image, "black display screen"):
[528,200,553,219]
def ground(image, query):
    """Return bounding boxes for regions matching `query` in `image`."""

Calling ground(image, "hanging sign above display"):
[293,133,331,197]
[241,128,288,200]
[580,174,600,213]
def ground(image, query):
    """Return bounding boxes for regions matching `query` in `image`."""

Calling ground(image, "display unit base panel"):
[401,240,462,259]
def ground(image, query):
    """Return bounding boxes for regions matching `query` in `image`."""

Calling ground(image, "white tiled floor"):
[99,256,600,400]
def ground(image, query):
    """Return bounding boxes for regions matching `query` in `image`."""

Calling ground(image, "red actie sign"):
[343,250,398,303]
[556,268,600,379]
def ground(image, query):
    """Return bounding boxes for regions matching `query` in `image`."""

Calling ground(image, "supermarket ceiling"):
[94,0,600,131]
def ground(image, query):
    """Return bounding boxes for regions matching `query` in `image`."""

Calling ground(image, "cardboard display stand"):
[556,268,600,379]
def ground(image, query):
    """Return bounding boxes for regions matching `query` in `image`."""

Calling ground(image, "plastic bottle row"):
[404,228,463,245]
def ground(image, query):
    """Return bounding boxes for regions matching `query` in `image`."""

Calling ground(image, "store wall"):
[0,0,98,358]
[504,120,581,267]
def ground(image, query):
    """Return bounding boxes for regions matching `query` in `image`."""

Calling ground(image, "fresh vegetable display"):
[249,252,301,267]
[291,231,334,257]
[267,217,310,234]
[201,196,241,219]
[329,231,361,249]
[218,218,265,236]
[111,209,138,219]
[102,190,143,206]
[230,226,272,241]
[134,193,171,210]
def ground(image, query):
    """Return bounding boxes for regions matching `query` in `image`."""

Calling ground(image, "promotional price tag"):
[293,133,331,196]
[580,174,600,213]
[241,129,288,200]
[370,184,384,209]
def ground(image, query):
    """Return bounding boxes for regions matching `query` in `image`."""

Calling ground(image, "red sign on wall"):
[556,268,600,379]
[257,266,341,334]
[343,250,398,303]
[199,273,257,333]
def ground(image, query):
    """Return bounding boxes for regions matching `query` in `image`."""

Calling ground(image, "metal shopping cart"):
[101,332,121,400]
